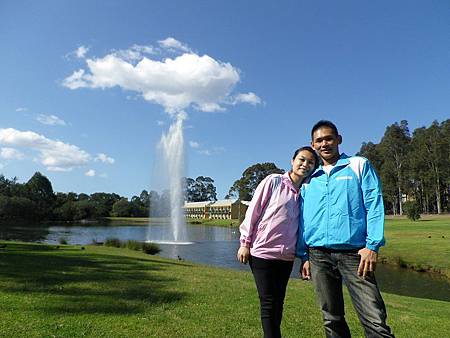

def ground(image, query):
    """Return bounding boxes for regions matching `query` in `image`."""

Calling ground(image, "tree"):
[25,172,55,219]
[378,121,411,215]
[410,120,449,213]
[90,192,121,217]
[111,198,132,217]
[184,176,217,202]
[0,196,38,220]
[227,163,284,201]
[403,201,421,221]
[357,142,383,174]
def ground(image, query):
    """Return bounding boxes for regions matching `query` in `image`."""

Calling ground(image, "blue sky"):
[1,1,449,199]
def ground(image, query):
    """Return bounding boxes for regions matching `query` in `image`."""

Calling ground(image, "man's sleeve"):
[296,187,309,261]
[239,175,274,247]
[361,160,385,252]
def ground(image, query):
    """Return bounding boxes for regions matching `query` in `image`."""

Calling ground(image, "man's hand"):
[300,260,311,280]
[237,246,250,264]
[357,248,378,278]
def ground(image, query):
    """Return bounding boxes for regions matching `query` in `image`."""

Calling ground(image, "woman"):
[237,146,318,338]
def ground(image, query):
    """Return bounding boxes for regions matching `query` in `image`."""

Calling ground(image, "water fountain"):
[146,113,194,245]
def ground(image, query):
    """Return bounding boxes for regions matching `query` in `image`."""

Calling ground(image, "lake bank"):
[381,217,450,278]
[0,242,448,337]
[1,216,449,281]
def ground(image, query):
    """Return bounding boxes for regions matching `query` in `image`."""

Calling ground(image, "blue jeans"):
[250,255,294,338]
[309,248,394,338]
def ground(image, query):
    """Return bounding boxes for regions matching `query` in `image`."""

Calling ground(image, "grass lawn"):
[0,242,449,337]
[186,218,239,227]
[381,215,450,278]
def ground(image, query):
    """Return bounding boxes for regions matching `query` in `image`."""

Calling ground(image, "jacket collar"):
[311,153,350,177]
[283,171,301,192]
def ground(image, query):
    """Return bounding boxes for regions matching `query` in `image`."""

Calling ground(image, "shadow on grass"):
[0,243,187,315]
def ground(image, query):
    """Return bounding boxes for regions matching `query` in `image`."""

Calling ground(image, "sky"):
[0,0,449,199]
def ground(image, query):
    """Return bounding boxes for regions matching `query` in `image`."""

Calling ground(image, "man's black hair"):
[311,120,339,140]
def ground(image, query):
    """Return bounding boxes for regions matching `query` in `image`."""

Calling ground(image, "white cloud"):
[198,149,212,156]
[189,141,200,148]
[63,69,87,90]
[0,147,25,160]
[157,120,165,126]
[95,153,115,164]
[158,37,191,53]
[0,128,90,171]
[48,166,72,172]
[197,146,225,156]
[15,107,28,112]
[36,114,67,126]
[63,39,260,115]
[112,44,156,62]
[233,92,262,106]
[76,45,89,58]
[85,169,96,177]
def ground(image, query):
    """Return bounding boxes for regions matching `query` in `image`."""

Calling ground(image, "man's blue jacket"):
[296,153,385,261]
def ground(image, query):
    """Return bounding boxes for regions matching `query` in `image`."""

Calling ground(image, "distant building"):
[182,201,212,219]
[183,199,250,220]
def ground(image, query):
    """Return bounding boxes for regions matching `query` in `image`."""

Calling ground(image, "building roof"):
[183,199,248,208]
[183,201,213,208]
[210,199,238,207]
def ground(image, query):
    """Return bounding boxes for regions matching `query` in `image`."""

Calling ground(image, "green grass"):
[381,215,450,278]
[186,218,239,227]
[0,242,449,337]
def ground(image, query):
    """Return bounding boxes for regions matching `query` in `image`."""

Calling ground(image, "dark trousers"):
[309,248,395,338]
[249,255,294,338]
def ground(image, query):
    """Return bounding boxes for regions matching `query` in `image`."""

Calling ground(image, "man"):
[297,120,394,338]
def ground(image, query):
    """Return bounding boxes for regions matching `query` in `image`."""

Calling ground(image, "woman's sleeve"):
[239,175,274,247]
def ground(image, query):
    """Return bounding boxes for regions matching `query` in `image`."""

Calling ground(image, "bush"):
[125,240,142,251]
[103,238,161,255]
[403,201,421,221]
[104,237,122,248]
[58,237,68,245]
[142,242,161,255]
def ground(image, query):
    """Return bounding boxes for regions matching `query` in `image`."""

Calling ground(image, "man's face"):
[311,127,341,165]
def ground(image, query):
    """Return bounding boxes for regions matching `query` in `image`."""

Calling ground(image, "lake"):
[1,220,449,302]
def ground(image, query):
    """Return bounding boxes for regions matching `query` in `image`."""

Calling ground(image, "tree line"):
[0,172,163,221]
[0,172,220,221]
[358,119,449,215]
[0,119,447,222]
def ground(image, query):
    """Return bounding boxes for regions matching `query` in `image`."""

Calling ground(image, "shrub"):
[125,240,142,251]
[142,242,161,255]
[103,238,161,255]
[104,237,122,248]
[58,237,68,245]
[403,201,421,221]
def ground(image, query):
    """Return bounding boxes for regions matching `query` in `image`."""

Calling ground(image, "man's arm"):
[296,189,309,262]
[358,159,385,277]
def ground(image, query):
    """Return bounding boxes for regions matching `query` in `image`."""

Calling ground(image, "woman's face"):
[291,150,316,178]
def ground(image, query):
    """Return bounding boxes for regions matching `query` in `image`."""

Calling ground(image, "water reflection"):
[0,221,448,302]
[0,223,50,242]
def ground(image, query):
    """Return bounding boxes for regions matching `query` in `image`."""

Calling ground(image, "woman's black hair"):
[292,146,320,171]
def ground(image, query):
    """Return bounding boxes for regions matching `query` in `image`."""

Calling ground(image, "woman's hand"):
[300,260,311,280]
[237,246,250,264]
